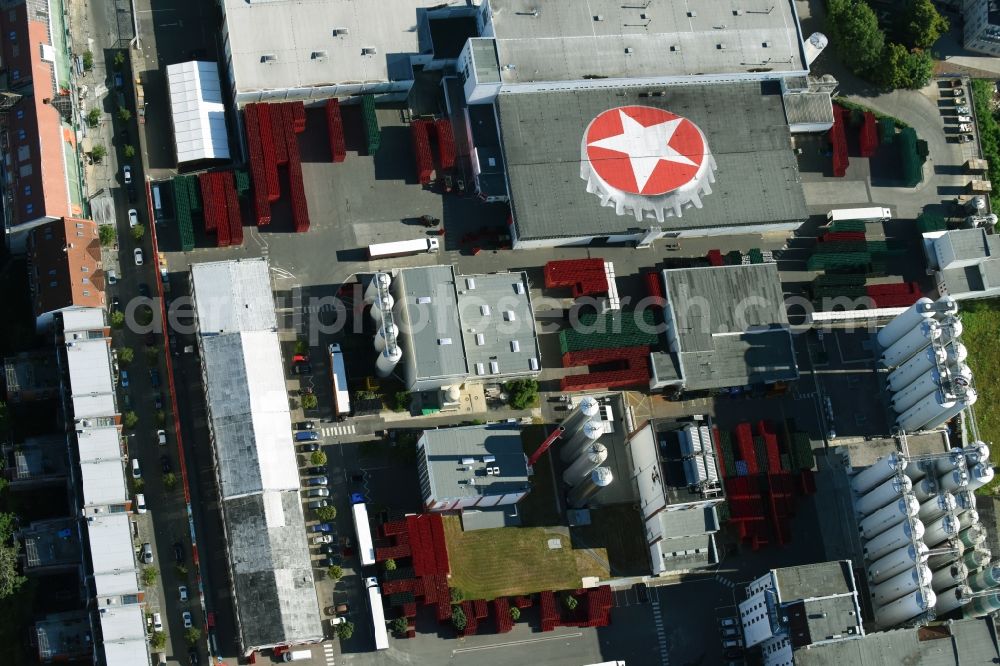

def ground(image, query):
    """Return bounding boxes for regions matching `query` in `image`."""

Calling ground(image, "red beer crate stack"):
[734,423,758,475]
[707,249,724,266]
[411,119,435,185]
[712,426,727,478]
[325,99,346,162]
[560,345,650,392]
[866,282,920,307]
[756,421,782,474]
[284,102,310,233]
[544,258,609,297]
[222,170,243,246]
[243,104,271,225]
[513,595,533,609]
[460,601,478,636]
[434,118,456,170]
[860,111,878,158]
[256,103,280,202]
[292,100,305,132]
[644,271,664,302]
[830,105,849,177]
[540,591,558,632]
[493,598,513,633]
[820,231,867,242]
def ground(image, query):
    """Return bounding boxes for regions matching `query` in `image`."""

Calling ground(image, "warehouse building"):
[652,263,798,393]
[166,61,232,165]
[190,258,322,655]
[417,424,530,511]
[923,227,1000,301]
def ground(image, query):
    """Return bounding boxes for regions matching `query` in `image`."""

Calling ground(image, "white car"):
[131,458,142,479]
[141,542,153,564]
[182,611,193,629]
[157,429,167,446]
[179,585,188,602]
[364,576,378,589]
[128,209,139,228]
[123,165,132,185]
[152,612,163,632]
[135,493,146,514]
[313,534,333,544]
[134,248,144,266]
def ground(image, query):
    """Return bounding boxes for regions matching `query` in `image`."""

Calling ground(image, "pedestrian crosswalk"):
[321,424,356,437]
[715,574,737,590]
[651,599,670,665]
[322,642,336,665]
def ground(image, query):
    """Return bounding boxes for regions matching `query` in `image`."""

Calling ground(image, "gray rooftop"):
[773,560,855,602]
[783,92,835,126]
[457,272,539,378]
[486,0,807,84]
[942,259,1000,296]
[786,595,861,648]
[420,424,529,501]
[663,264,798,389]
[191,259,276,335]
[795,618,1000,665]
[945,227,995,260]
[469,38,500,85]
[394,265,468,381]
[654,533,717,572]
[496,82,808,241]
[225,492,323,650]
[21,518,81,569]
[656,506,719,540]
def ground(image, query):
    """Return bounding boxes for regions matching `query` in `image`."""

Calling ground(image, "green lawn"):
[443,516,606,600]
[960,299,1000,495]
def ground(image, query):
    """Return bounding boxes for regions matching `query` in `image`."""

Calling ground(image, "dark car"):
[306,466,327,475]
[111,296,122,313]
[322,544,341,555]
[311,523,334,533]
[145,332,156,347]
[292,363,312,375]
[298,443,320,453]
[296,421,316,430]
[173,541,185,564]
[160,455,172,474]
[634,582,649,603]
[295,431,319,442]
[149,369,161,389]
[154,394,163,410]
[138,283,150,298]
[318,557,341,567]
[189,648,200,665]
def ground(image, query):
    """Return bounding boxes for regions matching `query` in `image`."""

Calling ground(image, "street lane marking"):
[453,631,583,654]
[322,425,356,437]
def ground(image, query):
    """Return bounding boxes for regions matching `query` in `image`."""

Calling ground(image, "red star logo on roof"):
[584,106,707,196]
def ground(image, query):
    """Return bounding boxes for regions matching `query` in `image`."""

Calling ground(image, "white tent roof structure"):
[167,61,231,164]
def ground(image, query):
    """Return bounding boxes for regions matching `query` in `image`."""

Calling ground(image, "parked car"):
[135,493,146,514]
[114,72,123,88]
[189,649,200,666]
[319,558,342,568]
[313,534,333,544]
[305,488,330,498]
[131,458,141,479]
[296,421,316,430]
[173,541,185,564]
[152,611,162,632]
[956,105,970,115]
[138,283,150,297]
[293,354,309,363]
[179,585,188,602]
[306,499,329,509]
[141,543,153,564]
[721,627,740,638]
[305,476,328,487]
[154,394,163,410]
[291,363,312,375]
[160,456,172,474]
[305,466,327,476]
[107,269,118,285]
[960,123,974,132]
[298,443,320,453]
[960,133,974,143]
[719,617,738,628]
[134,248,144,266]
[182,611,193,629]
[120,369,130,388]
[157,429,167,446]
[128,208,139,227]
[330,616,346,626]
[634,582,649,603]
[149,369,161,389]
[122,165,132,185]
[321,547,341,559]
[311,523,335,533]
[295,431,319,442]
[722,639,744,649]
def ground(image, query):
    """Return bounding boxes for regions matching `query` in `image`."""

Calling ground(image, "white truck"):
[367,580,389,650]
[328,344,351,419]
[367,237,438,260]
[282,649,312,662]
[826,207,892,224]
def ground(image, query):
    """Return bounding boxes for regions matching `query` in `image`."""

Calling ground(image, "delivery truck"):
[367,238,438,260]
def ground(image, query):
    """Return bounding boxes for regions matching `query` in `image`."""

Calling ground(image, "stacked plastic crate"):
[362,94,380,154]
[544,258,609,296]
[859,111,878,157]
[221,170,243,246]
[830,104,849,177]
[434,118,456,170]
[707,249,724,266]
[866,281,921,307]
[325,99,346,162]
[257,103,280,202]
[243,104,271,226]
[411,119,434,185]
[283,101,310,233]
[172,177,195,251]
[540,591,558,632]
[493,597,513,633]
[560,345,650,391]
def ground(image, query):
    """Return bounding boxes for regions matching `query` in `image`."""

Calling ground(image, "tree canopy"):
[902,0,949,50]
[826,0,884,76]
[879,44,934,90]
[0,513,26,599]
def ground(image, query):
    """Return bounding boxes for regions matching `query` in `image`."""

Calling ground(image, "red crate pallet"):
[707,249,724,266]
[562,345,649,369]
[513,595,533,609]
[643,271,664,303]
[830,105,849,178]
[860,111,878,158]
[540,591,558,632]
[544,258,609,297]
[411,119,434,185]
[402,602,417,618]
[561,366,649,392]
[433,118,456,170]
[866,282,918,295]
[256,103,281,202]
[460,601,478,636]
[493,598,513,633]
[473,599,488,620]
[734,423,758,474]
[222,170,243,246]
[712,426,727,478]
[291,100,306,132]
[273,105,289,166]
[244,105,272,225]
[383,520,407,536]
[821,232,867,242]
[325,99,346,162]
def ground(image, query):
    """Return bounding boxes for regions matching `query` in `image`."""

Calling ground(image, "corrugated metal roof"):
[420,424,529,502]
[191,259,276,335]
[167,61,231,163]
[783,92,835,126]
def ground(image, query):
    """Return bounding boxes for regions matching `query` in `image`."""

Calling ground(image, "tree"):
[392,391,411,412]
[123,144,136,159]
[878,43,934,90]
[141,567,157,586]
[110,311,125,328]
[826,0,884,76]
[328,565,343,581]
[902,0,949,50]
[0,513,27,599]
[113,51,126,69]
[118,346,134,364]
[184,627,202,646]
[449,587,464,603]
[146,346,161,362]
[82,51,94,70]
[390,617,408,634]
[150,631,166,650]
[91,144,107,163]
[118,107,132,122]
[136,306,154,327]
[314,506,337,522]
[504,379,539,410]
[310,451,327,466]
[301,394,318,410]
[155,410,166,427]
[563,594,578,611]
[335,621,354,641]
[131,224,145,242]
[294,340,309,355]
[132,478,144,493]
[509,606,521,621]
[175,564,188,578]
[384,558,396,572]
[99,225,117,246]
[123,411,139,429]
[163,472,177,491]
[86,108,100,127]
[451,605,467,631]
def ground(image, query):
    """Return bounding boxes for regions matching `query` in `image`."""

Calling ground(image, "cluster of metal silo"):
[852,444,998,628]
[879,297,977,433]
[679,424,718,488]
[364,273,403,378]
[560,398,614,508]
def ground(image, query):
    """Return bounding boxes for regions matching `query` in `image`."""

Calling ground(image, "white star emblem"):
[588,110,697,192]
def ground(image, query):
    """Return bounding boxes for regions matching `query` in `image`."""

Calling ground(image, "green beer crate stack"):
[362,94,381,154]
[172,177,195,252]
[828,219,866,233]
[717,429,736,477]
[234,169,251,198]
[558,309,660,354]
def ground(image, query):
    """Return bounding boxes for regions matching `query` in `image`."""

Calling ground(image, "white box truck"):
[282,649,312,662]
[826,207,892,224]
[367,238,438,260]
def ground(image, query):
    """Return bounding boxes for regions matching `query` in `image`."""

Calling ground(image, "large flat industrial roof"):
[88,513,138,598]
[167,61,231,164]
[662,264,798,390]
[77,426,126,507]
[395,265,467,381]
[191,259,276,335]
[773,560,855,602]
[496,82,808,241]
[485,0,807,85]
[99,605,148,666]
[220,0,449,98]
[456,271,539,378]
[420,424,529,501]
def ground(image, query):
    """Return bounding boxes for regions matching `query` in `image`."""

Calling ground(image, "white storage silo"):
[699,426,711,456]
[967,561,1000,592]
[888,346,947,392]
[877,297,935,348]
[852,453,908,494]
[904,459,928,482]
[369,294,394,323]
[803,32,829,65]
[963,547,991,571]
[871,564,931,606]
[568,467,613,508]
[947,364,973,392]
[955,490,977,514]
[923,513,959,546]
[860,496,920,540]
[964,442,990,467]
[966,464,995,492]
[912,476,939,503]
[561,397,600,437]
[960,524,986,550]
[563,443,607,486]
[918,492,956,522]
[881,319,941,367]
[560,420,603,462]
[856,475,912,516]
[374,323,398,352]
[933,295,958,319]
[375,344,402,378]
[928,539,963,571]
[938,468,969,494]
[935,584,972,615]
[874,587,935,628]
[923,388,977,432]
[364,272,391,304]
[966,591,1000,618]
[935,449,966,475]
[869,543,929,584]
[891,368,947,414]
[681,425,702,455]
[865,518,924,561]
[946,342,968,365]
[897,390,957,432]
[938,316,963,342]
[957,509,979,532]
[931,562,967,593]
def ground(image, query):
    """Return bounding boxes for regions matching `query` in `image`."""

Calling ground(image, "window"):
[8,30,15,42]
[25,203,33,215]
[23,184,31,196]
[17,129,26,141]
[82,266,89,273]
[11,69,19,80]
[83,290,90,296]
[15,109,23,119]
[82,277,89,284]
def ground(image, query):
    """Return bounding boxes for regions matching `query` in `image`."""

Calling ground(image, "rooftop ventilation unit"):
[361,47,378,56]
[717,43,726,50]
[311,51,328,60]
[514,282,525,295]
[670,44,681,52]
[733,9,743,16]
[486,468,495,476]
[491,466,500,475]
[417,296,432,304]
[476,362,485,375]
[510,340,520,352]
[438,338,453,345]
[476,333,486,346]
[593,14,603,21]
[624,47,634,54]
[490,361,500,374]
[332,27,349,36]
[763,41,771,48]
[483,455,496,463]
[466,278,476,290]
[529,358,539,371]
[481,304,491,315]
[461,457,475,465]
[503,310,516,321]
[687,10,697,17]
[261,54,278,63]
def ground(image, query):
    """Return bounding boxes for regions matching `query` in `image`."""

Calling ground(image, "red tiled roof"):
[28,218,105,317]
